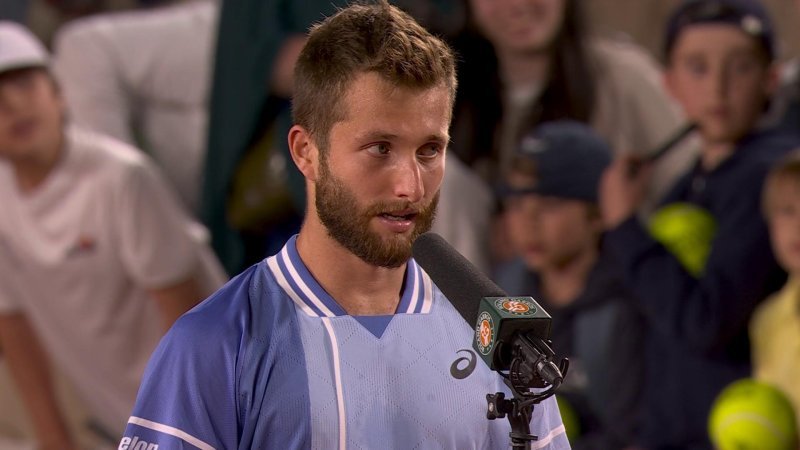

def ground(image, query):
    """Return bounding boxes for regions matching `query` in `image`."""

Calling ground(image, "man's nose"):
[391,156,424,202]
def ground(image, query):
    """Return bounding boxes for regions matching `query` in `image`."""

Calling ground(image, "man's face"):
[666,24,774,144]
[503,173,601,271]
[0,68,63,162]
[313,72,450,268]
[469,0,566,55]
[768,179,800,276]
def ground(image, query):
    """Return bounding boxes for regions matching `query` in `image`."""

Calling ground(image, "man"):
[599,0,798,447]
[496,121,643,449]
[52,0,219,214]
[0,21,227,449]
[121,2,568,448]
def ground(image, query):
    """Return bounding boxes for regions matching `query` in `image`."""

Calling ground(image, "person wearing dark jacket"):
[495,120,644,449]
[599,1,800,448]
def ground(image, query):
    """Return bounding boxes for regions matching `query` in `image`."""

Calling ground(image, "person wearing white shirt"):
[0,21,227,450]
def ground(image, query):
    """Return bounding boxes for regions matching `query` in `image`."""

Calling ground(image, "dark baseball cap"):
[498,120,611,203]
[664,0,775,60]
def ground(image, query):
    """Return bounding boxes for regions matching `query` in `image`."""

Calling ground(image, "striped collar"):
[266,235,434,318]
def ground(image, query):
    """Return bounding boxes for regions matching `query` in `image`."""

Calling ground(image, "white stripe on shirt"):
[530,423,567,449]
[279,247,336,317]
[267,255,318,317]
[321,318,347,450]
[127,416,215,450]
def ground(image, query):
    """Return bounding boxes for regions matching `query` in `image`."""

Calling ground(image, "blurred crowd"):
[1,0,799,449]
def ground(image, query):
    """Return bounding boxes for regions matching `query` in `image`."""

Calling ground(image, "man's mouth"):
[379,211,418,222]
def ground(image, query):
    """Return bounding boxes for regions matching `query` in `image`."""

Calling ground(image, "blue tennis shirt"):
[120,236,568,449]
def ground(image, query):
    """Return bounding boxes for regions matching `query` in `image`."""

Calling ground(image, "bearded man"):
[120,2,568,448]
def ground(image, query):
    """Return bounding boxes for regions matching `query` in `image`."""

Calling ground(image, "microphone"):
[412,232,565,389]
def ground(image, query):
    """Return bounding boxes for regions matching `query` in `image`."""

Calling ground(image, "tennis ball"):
[648,202,716,276]
[556,395,581,443]
[708,378,798,450]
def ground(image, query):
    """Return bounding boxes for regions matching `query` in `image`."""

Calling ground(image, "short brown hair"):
[292,0,457,150]
[762,149,800,218]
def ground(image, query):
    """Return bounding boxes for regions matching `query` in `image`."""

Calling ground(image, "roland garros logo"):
[475,311,495,355]
[495,298,537,316]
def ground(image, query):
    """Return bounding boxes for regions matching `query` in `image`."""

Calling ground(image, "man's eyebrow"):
[355,131,450,144]
[426,134,450,145]
[355,131,399,142]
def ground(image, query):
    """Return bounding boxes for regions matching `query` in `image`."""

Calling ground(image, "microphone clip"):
[487,333,569,449]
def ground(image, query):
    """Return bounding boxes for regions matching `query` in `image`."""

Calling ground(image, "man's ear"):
[288,125,318,182]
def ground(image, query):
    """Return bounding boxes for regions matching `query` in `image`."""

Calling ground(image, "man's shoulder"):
[67,126,151,173]
[752,278,799,329]
[169,262,292,344]
[739,128,800,158]
[726,128,800,181]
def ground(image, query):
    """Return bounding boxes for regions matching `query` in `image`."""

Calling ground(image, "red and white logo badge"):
[475,311,495,355]
[495,298,537,316]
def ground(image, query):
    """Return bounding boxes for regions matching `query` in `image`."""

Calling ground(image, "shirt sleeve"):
[114,157,201,290]
[527,395,571,449]
[121,301,239,449]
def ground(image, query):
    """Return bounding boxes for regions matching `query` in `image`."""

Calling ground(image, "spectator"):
[453,0,697,216]
[750,149,800,432]
[599,0,800,447]
[0,21,226,449]
[495,121,643,449]
[120,3,567,447]
[52,0,219,214]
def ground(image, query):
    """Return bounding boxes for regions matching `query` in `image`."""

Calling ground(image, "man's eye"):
[419,144,442,158]
[686,60,707,76]
[730,59,758,75]
[366,143,390,155]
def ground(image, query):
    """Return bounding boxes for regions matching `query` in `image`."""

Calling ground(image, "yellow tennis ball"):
[556,394,581,443]
[709,379,798,450]
[648,202,716,276]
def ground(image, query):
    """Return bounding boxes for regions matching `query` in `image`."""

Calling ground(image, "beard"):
[315,160,438,268]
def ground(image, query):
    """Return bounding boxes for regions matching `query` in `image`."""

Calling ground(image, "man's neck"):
[496,47,550,92]
[700,140,736,172]
[538,246,598,307]
[11,136,64,194]
[295,222,407,316]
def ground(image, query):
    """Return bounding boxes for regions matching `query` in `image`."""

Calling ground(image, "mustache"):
[365,200,431,216]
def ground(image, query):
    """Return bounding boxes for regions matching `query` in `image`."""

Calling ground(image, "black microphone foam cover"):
[412,232,506,326]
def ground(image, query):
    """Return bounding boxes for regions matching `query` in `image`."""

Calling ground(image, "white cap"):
[0,21,48,75]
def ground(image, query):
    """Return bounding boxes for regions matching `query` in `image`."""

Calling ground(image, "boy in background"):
[0,22,226,449]
[600,0,800,447]
[750,150,800,432]
[495,120,643,449]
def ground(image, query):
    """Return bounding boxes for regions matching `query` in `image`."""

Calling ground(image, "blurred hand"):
[599,155,652,229]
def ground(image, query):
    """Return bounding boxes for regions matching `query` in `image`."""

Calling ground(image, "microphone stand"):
[486,334,569,449]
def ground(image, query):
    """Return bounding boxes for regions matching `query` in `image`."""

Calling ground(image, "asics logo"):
[450,349,477,379]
